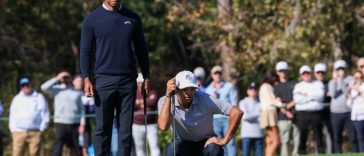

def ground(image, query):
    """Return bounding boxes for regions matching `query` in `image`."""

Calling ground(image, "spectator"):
[357,58,364,74]
[259,71,282,156]
[158,71,243,156]
[274,61,299,156]
[193,66,207,91]
[293,65,325,154]
[81,95,96,155]
[205,65,238,156]
[41,71,85,156]
[314,63,333,154]
[239,82,264,156]
[347,71,364,152]
[328,60,358,153]
[133,73,160,156]
[9,76,50,156]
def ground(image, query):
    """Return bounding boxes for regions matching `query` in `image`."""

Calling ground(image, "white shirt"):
[347,83,364,121]
[293,80,324,111]
[102,2,122,11]
[9,90,50,132]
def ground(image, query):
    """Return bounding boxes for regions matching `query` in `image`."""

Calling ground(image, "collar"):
[102,2,122,11]
[19,90,37,97]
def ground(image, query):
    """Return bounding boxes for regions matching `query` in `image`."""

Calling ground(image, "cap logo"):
[186,74,193,81]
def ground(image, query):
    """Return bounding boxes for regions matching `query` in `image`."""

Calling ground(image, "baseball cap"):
[275,61,289,71]
[314,63,327,72]
[334,60,347,70]
[176,71,198,89]
[136,73,144,83]
[299,65,312,75]
[248,82,257,89]
[19,77,31,86]
[193,67,206,80]
[211,65,222,74]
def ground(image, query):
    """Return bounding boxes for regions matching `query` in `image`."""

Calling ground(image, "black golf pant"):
[166,139,224,156]
[296,111,324,154]
[331,112,358,153]
[52,123,81,156]
[93,74,137,156]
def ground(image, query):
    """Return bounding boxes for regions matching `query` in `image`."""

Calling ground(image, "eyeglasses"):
[354,77,362,80]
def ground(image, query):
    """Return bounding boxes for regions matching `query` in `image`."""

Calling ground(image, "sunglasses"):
[360,65,364,69]
[196,77,204,80]
[316,71,325,74]
[302,72,311,75]
[278,70,288,73]
[21,84,30,88]
[336,68,345,71]
[213,72,222,75]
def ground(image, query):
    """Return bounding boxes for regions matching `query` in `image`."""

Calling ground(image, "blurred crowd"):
[0,58,364,156]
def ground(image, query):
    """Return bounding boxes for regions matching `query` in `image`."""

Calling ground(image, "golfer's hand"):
[84,77,94,97]
[166,78,176,97]
[204,137,226,147]
[142,79,150,95]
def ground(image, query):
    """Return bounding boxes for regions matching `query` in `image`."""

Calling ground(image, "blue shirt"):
[158,90,233,141]
[205,81,238,118]
[80,5,149,78]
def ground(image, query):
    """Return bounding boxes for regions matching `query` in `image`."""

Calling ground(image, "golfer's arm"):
[222,106,243,145]
[158,97,172,131]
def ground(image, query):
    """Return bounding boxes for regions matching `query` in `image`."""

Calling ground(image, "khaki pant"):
[278,120,300,156]
[11,131,42,156]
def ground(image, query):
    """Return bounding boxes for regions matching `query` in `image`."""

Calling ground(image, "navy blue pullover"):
[80,6,149,78]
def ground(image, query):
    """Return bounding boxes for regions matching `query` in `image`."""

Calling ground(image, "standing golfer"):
[158,71,243,156]
[80,0,150,155]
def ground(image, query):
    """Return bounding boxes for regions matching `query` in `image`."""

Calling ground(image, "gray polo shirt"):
[158,90,233,142]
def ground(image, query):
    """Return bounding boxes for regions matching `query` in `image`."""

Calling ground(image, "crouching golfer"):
[158,71,243,156]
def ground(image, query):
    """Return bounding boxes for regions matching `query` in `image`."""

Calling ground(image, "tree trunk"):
[217,0,236,82]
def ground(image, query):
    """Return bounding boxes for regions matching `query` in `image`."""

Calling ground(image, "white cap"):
[136,73,144,83]
[211,65,223,74]
[334,60,347,70]
[176,71,198,89]
[314,63,327,72]
[193,67,206,79]
[299,65,312,74]
[275,61,289,71]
